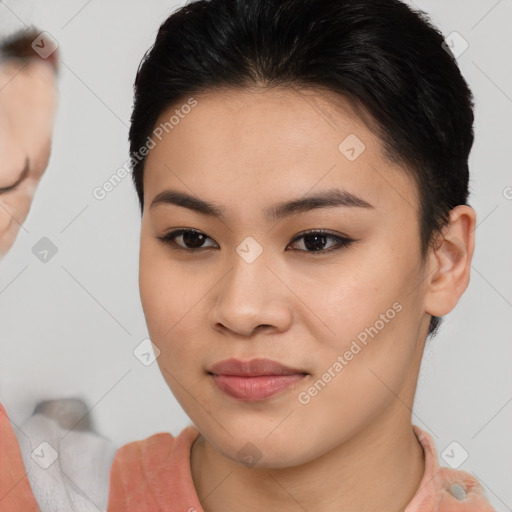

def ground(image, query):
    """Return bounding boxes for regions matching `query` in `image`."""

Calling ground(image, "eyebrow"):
[150,187,374,222]
[0,158,29,194]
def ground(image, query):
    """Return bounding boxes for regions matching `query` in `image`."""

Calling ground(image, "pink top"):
[0,403,39,511]
[106,423,497,512]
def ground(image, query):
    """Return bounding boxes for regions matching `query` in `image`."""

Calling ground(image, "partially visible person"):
[0,28,115,512]
[0,27,58,258]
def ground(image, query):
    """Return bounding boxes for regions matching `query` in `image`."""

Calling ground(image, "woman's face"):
[139,87,436,467]
[0,59,57,258]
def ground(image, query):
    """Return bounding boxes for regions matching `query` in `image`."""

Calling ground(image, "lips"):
[207,358,308,401]
[208,357,307,377]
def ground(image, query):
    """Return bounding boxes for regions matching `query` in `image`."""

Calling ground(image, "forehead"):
[143,86,418,219]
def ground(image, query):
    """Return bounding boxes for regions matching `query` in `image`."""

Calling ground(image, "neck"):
[190,405,426,512]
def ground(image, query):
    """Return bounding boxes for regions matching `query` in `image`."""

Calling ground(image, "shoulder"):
[108,431,181,491]
[111,424,199,469]
[107,432,178,511]
[411,425,496,512]
[111,432,176,468]
[107,425,200,511]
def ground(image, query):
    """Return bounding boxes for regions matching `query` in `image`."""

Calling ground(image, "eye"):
[286,229,355,253]
[157,228,355,254]
[157,229,218,251]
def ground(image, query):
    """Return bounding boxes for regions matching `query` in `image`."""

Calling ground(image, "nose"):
[208,249,293,337]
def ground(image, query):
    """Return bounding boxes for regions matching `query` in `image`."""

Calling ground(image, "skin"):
[0,58,58,258]
[139,86,476,512]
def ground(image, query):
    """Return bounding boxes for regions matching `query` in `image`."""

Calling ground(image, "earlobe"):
[424,205,477,318]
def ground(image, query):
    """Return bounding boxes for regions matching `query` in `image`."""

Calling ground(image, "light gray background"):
[0,1,510,510]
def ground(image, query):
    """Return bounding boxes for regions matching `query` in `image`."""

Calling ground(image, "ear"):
[423,205,477,318]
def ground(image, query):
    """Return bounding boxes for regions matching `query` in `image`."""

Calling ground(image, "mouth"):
[207,358,309,401]
[208,357,308,377]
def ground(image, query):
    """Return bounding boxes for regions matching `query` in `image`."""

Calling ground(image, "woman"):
[106,0,496,511]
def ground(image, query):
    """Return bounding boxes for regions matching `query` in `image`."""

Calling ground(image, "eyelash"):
[156,228,355,255]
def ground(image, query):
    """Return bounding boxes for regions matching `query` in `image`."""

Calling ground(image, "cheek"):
[138,241,206,373]
[293,259,399,348]
[0,189,32,218]
[0,192,33,250]
[0,209,14,232]
[0,213,18,255]
[301,252,419,387]
[139,246,179,340]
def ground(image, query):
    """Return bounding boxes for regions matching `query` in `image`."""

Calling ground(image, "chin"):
[204,426,316,469]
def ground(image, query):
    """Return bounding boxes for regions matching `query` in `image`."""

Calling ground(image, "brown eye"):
[157,228,355,254]
[287,230,354,253]
[157,229,218,250]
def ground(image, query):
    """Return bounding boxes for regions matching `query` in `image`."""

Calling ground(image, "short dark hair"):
[0,27,58,72]
[128,0,475,339]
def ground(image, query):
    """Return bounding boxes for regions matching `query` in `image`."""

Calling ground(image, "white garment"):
[13,399,117,512]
